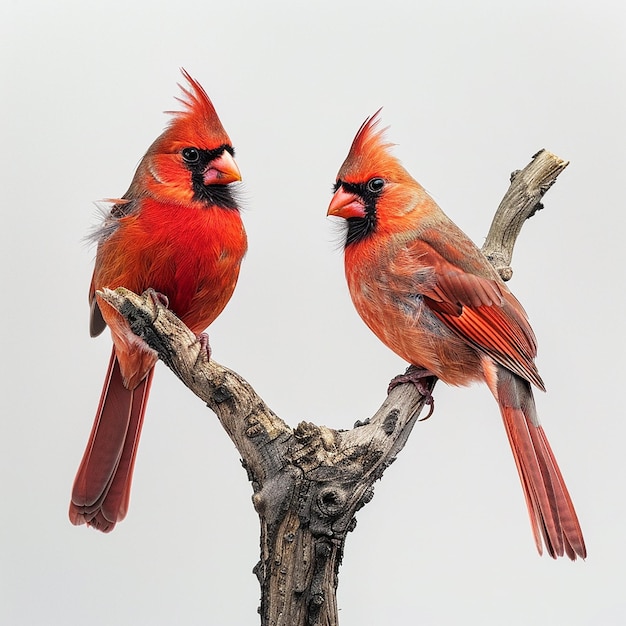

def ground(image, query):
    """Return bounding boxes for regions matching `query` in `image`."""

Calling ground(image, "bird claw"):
[418,397,435,421]
[145,290,211,361]
[196,332,212,361]
[387,365,436,420]
[147,289,169,309]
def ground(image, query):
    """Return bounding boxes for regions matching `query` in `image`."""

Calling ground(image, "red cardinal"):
[328,111,586,559]
[70,70,247,532]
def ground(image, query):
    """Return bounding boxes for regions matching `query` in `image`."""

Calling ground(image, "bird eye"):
[367,177,385,193]
[182,148,200,163]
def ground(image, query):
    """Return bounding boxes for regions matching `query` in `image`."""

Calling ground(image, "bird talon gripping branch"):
[387,367,436,420]
[196,332,212,361]
[147,289,170,309]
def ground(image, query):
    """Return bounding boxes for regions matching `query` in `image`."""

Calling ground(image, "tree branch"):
[99,148,568,625]
[481,149,568,281]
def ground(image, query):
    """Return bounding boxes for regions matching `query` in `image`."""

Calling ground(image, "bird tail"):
[69,348,154,532]
[494,366,586,559]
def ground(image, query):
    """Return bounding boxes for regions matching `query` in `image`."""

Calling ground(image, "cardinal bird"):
[69,70,247,532]
[327,111,586,559]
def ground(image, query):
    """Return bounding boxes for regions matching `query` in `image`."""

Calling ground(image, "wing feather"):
[395,229,544,390]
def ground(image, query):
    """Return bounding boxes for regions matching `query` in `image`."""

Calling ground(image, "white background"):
[2,1,625,624]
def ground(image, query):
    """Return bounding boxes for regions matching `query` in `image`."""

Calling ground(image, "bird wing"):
[88,198,139,338]
[395,229,544,390]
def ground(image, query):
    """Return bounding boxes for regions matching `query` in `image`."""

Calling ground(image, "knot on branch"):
[316,486,348,518]
[212,384,232,404]
[483,253,514,281]
[298,472,365,539]
[382,409,399,435]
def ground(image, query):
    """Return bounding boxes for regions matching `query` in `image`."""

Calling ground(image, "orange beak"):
[327,187,366,219]
[203,150,242,185]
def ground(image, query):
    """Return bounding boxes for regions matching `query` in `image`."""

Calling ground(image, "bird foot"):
[147,289,169,309]
[196,332,212,361]
[388,365,437,420]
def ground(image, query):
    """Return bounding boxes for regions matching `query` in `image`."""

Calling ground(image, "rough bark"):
[98,149,568,626]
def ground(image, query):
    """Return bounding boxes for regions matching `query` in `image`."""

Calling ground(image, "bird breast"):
[345,245,484,387]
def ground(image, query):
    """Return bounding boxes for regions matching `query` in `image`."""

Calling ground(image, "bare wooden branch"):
[101,285,433,626]
[99,149,568,625]
[481,149,568,281]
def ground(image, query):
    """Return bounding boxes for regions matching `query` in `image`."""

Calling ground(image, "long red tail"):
[495,367,586,559]
[69,348,154,532]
